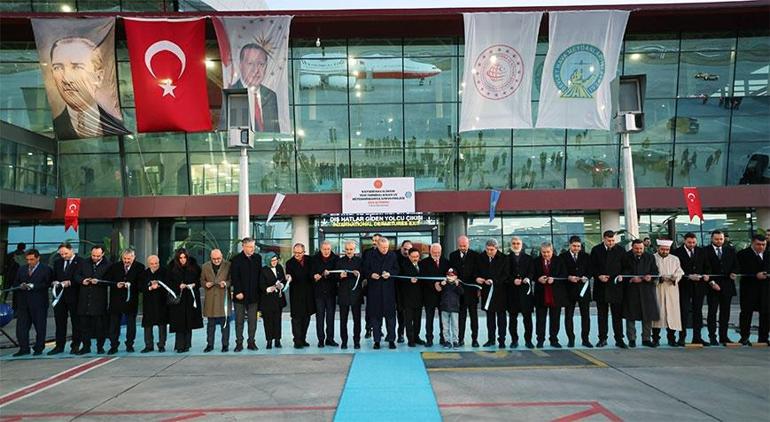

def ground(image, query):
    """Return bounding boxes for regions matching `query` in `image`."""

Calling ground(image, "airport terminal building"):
[0,1,768,265]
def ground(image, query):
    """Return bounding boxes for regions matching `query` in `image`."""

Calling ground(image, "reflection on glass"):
[623,51,679,98]
[728,142,770,185]
[673,143,727,186]
[730,97,769,143]
[459,147,510,190]
[297,149,349,192]
[629,99,675,144]
[512,146,564,189]
[675,98,730,142]
[403,56,455,103]
[295,105,349,150]
[405,148,454,190]
[503,216,551,234]
[59,154,122,197]
[350,149,403,178]
[125,153,189,196]
[566,144,618,188]
[677,51,734,99]
[631,143,672,187]
[350,104,403,147]
[404,103,456,148]
[189,151,239,195]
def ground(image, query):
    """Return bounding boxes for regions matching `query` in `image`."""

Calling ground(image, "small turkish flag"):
[65,198,81,232]
[124,18,211,133]
[682,187,704,222]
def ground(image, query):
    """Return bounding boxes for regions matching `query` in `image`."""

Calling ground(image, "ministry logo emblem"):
[473,44,524,100]
[553,43,605,99]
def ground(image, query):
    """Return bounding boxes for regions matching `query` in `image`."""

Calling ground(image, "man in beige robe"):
[201,249,231,353]
[653,239,684,347]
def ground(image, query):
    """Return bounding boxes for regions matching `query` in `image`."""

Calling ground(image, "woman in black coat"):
[259,253,287,349]
[167,248,203,353]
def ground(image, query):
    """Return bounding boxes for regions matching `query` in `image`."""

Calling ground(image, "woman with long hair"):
[167,248,203,352]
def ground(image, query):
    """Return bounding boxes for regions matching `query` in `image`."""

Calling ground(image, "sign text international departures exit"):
[320,213,436,229]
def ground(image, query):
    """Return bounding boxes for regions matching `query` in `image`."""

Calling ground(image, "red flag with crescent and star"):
[65,198,80,232]
[682,187,704,222]
[124,18,211,133]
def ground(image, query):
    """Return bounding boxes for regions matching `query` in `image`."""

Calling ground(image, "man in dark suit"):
[703,230,739,345]
[622,239,660,348]
[230,237,262,352]
[736,234,769,346]
[362,236,400,349]
[231,43,280,133]
[12,249,53,357]
[533,242,569,348]
[106,249,144,354]
[76,245,111,354]
[475,239,509,349]
[420,243,450,347]
[449,235,480,347]
[49,37,128,139]
[559,236,593,348]
[507,236,535,349]
[590,230,627,348]
[49,242,83,355]
[311,240,339,347]
[673,232,712,346]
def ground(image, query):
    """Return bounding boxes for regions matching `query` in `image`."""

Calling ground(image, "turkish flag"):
[65,198,81,232]
[682,187,704,222]
[124,18,211,133]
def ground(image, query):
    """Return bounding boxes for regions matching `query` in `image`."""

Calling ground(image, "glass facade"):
[0,30,767,198]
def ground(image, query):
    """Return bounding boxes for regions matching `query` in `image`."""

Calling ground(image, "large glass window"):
[459,146,510,190]
[59,153,122,197]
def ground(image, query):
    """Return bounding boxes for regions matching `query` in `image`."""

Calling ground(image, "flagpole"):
[238,146,250,240]
[621,131,639,242]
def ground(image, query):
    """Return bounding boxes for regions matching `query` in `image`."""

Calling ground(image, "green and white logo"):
[552,44,605,99]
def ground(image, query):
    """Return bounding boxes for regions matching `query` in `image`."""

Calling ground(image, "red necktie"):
[543,260,554,307]
[253,91,265,132]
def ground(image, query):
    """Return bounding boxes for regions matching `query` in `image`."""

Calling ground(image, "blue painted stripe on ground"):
[334,352,441,422]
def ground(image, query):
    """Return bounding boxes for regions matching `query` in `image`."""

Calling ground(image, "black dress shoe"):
[642,340,655,348]
[126,346,135,353]
[141,347,154,353]
[97,347,106,354]
[389,341,396,349]
[525,341,535,349]
[294,343,303,349]
[472,340,480,348]
[247,342,258,351]
[274,340,282,348]
[221,346,229,352]
[354,342,361,349]
[266,343,273,350]
[482,340,495,347]
[318,342,325,348]
[616,341,628,349]
[107,346,119,355]
[498,341,505,349]
[69,347,80,355]
[536,341,544,348]
[458,341,465,347]
[341,342,348,349]
[567,340,575,348]
[510,341,518,349]
[203,346,214,353]
[373,342,381,349]
[416,339,426,346]
[365,329,372,339]
[397,336,405,344]
[12,350,30,357]
[303,341,310,347]
[739,338,752,346]
[425,340,434,347]
[234,344,244,352]
[550,341,562,348]
[628,340,636,348]
[596,340,608,348]
[33,350,43,356]
[326,340,339,347]
[158,347,166,353]
[582,340,593,348]
[47,348,63,356]
[408,342,416,347]
[77,348,92,355]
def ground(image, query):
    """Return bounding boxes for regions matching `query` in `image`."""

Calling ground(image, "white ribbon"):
[125,282,131,303]
[579,277,590,298]
[281,276,292,293]
[185,284,197,308]
[459,281,482,290]
[51,281,64,307]
[390,275,447,281]
[523,278,532,296]
[149,279,177,301]
[615,275,661,284]
[483,280,494,311]
[327,269,362,291]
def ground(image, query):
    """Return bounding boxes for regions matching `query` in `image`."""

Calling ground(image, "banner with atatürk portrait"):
[32,17,129,140]
[213,16,293,134]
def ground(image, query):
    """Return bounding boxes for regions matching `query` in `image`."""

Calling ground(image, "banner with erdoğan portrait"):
[342,178,416,215]
[31,17,129,140]
[213,16,293,134]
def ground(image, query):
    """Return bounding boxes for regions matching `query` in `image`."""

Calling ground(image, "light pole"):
[615,75,646,244]
[225,87,256,242]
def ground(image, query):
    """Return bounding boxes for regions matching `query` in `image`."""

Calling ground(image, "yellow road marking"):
[427,364,603,372]
[571,350,609,368]
[531,349,549,357]
[473,351,509,359]
[422,352,462,360]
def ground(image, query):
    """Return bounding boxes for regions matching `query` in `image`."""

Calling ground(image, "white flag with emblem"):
[536,10,629,130]
[459,12,543,132]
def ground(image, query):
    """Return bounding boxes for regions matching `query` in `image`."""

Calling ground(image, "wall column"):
[292,215,311,251]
